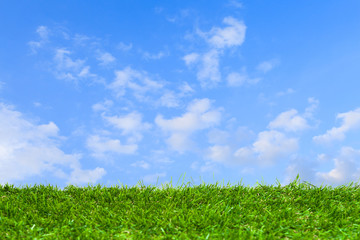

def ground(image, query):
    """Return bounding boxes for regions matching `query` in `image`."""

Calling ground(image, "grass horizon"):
[3,172,360,193]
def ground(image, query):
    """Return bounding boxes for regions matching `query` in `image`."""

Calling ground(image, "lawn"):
[1,173,360,239]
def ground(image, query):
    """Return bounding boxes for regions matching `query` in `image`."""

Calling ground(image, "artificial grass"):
[1,173,360,239]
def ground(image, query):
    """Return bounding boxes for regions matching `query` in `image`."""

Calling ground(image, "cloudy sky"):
[1,1,360,190]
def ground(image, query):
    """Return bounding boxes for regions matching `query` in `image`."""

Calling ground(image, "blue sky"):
[1,1,360,190]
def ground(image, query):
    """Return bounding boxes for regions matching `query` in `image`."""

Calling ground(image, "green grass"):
[1,173,360,239]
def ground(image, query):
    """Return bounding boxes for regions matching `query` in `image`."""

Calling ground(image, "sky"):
[1,1,360,191]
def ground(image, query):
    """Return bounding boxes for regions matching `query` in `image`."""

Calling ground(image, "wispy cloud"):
[196,50,221,87]
[130,160,151,170]
[304,97,319,119]
[117,42,133,51]
[102,111,152,143]
[226,68,261,87]
[206,145,232,163]
[256,59,280,73]
[159,91,180,107]
[108,67,164,99]
[36,25,49,39]
[178,82,195,96]
[183,53,200,66]
[97,51,116,65]
[28,27,108,86]
[276,88,295,97]
[155,98,222,153]
[184,17,247,88]
[165,9,192,23]
[142,50,168,60]
[92,99,114,112]
[234,130,298,167]
[28,26,49,53]
[53,48,98,82]
[313,108,360,144]
[205,16,246,49]
[183,50,222,88]
[86,135,138,159]
[268,109,310,132]
[227,0,243,8]
[67,167,107,187]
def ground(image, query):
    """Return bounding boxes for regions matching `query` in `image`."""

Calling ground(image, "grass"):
[1,173,360,239]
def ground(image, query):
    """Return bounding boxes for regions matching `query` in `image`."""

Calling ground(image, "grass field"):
[1,173,360,239]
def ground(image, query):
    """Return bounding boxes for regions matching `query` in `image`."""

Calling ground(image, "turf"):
[1,173,360,239]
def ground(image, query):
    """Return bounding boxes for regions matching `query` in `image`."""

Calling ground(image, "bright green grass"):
[1,173,360,239]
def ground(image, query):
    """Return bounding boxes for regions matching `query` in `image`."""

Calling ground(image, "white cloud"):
[204,104,314,168]
[141,172,167,186]
[67,167,107,187]
[227,69,261,87]
[53,48,97,82]
[206,17,246,49]
[54,48,84,71]
[207,129,230,145]
[37,26,49,39]
[276,88,295,97]
[109,67,164,99]
[142,51,167,60]
[227,0,243,8]
[256,59,280,73]
[317,153,331,163]
[30,28,103,83]
[283,146,360,188]
[0,103,105,186]
[178,82,195,96]
[234,126,256,143]
[197,49,221,88]
[73,34,91,45]
[315,147,360,186]
[92,99,113,112]
[102,111,151,143]
[184,17,247,88]
[233,130,298,167]
[130,160,150,169]
[252,130,298,166]
[117,42,133,51]
[97,52,116,65]
[206,145,231,163]
[183,50,221,88]
[268,109,310,132]
[313,108,360,144]
[165,9,192,24]
[187,98,212,113]
[37,121,59,137]
[78,66,97,78]
[227,72,247,87]
[183,53,200,66]
[281,157,318,188]
[86,135,138,159]
[28,26,49,53]
[159,91,180,107]
[304,97,319,119]
[155,98,222,152]
[234,146,255,163]
[156,83,196,108]
[166,132,194,153]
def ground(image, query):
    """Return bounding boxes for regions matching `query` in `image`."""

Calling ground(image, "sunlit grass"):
[1,173,360,239]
